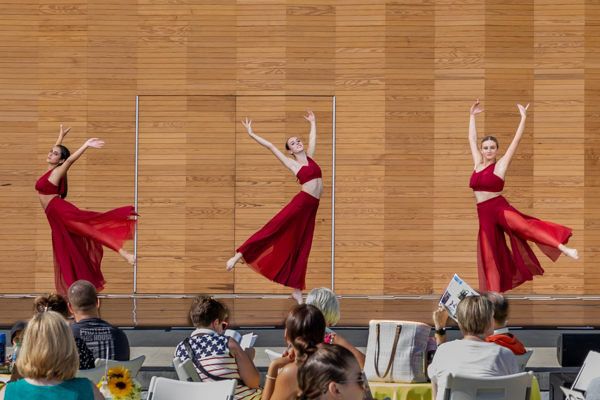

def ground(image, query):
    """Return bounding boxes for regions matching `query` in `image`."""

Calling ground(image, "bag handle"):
[374,324,402,379]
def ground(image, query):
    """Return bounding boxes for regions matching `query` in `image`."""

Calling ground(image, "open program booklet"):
[439,274,479,321]
[224,329,258,350]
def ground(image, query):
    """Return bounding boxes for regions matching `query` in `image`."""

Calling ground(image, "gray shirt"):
[428,339,518,400]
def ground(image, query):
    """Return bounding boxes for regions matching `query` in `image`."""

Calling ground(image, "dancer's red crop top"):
[296,157,322,185]
[469,163,504,192]
[36,169,65,196]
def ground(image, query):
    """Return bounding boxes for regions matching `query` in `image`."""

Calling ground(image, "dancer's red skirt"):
[237,191,320,290]
[45,197,137,294]
[476,196,572,293]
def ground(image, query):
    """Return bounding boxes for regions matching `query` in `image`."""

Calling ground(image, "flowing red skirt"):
[45,197,137,295]
[476,196,572,293]
[237,191,320,290]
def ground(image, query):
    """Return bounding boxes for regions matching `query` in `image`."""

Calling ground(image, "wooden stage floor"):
[2,294,600,329]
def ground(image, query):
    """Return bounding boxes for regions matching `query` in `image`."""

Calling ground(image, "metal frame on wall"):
[134,95,336,293]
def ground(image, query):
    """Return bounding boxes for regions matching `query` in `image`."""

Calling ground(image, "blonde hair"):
[306,287,340,326]
[18,311,79,381]
[456,295,493,336]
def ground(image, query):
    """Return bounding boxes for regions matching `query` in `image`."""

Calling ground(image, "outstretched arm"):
[54,124,71,147]
[469,98,485,167]
[241,118,295,171]
[48,138,104,185]
[303,108,316,158]
[495,103,529,179]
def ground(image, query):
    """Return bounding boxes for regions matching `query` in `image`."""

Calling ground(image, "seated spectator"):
[428,296,518,400]
[0,311,104,400]
[33,294,95,370]
[483,291,526,355]
[297,344,373,400]
[264,304,326,400]
[174,296,261,400]
[305,287,366,369]
[67,280,130,361]
[5,321,26,362]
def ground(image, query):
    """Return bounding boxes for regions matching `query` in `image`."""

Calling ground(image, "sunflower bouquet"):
[97,366,142,400]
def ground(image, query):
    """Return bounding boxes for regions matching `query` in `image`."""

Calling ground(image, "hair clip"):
[44,306,48,312]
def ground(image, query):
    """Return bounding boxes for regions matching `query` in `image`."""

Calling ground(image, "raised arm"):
[303,108,316,158]
[48,138,104,185]
[469,98,485,168]
[54,124,71,147]
[495,103,529,179]
[241,118,295,171]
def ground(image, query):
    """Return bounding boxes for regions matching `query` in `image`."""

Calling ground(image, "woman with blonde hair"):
[305,287,365,368]
[0,311,104,400]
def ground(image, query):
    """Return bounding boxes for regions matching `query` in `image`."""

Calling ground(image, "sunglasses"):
[221,321,228,330]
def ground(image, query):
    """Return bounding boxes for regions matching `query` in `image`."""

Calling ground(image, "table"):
[369,376,541,400]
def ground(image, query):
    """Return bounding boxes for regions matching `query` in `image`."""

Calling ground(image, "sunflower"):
[108,376,134,397]
[109,366,131,379]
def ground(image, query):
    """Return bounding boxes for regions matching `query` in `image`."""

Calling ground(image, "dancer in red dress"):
[36,126,137,294]
[468,99,578,293]
[226,109,322,304]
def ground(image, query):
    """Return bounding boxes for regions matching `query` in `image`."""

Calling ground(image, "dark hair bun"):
[293,336,318,365]
[33,293,69,318]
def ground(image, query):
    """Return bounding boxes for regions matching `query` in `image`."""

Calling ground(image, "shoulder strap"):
[374,324,402,379]
[183,337,243,386]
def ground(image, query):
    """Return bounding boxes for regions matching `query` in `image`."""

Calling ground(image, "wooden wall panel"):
[137,96,236,294]
[1,0,599,296]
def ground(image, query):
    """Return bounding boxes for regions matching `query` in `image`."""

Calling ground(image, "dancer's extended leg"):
[226,252,243,271]
[118,248,136,266]
[291,288,303,304]
[504,210,578,260]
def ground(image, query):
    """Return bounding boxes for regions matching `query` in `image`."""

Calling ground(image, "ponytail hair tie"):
[44,306,48,312]
[300,393,306,399]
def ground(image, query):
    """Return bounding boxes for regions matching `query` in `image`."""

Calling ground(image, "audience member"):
[33,293,95,370]
[482,291,526,354]
[5,321,26,362]
[427,296,518,400]
[264,304,326,400]
[67,280,130,361]
[0,311,104,400]
[297,344,372,400]
[305,288,366,368]
[174,296,262,400]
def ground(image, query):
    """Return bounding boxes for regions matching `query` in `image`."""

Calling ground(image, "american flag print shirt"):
[175,333,262,400]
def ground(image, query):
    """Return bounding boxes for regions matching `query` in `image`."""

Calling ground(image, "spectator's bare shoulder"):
[0,384,6,400]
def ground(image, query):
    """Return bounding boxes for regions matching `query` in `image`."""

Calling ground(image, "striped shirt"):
[175,330,262,400]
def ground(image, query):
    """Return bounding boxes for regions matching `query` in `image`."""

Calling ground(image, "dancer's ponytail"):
[57,144,70,199]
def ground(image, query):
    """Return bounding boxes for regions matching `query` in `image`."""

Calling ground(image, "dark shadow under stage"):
[2,295,600,329]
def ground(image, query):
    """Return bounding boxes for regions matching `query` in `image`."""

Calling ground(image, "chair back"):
[76,365,107,386]
[265,349,282,362]
[515,350,534,372]
[95,355,146,378]
[173,357,201,382]
[148,376,236,400]
[443,371,534,400]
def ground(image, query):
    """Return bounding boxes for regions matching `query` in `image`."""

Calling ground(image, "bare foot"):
[292,289,303,304]
[563,247,579,260]
[119,249,136,266]
[226,253,243,272]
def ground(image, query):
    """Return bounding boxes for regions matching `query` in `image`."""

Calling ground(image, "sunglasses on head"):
[323,371,369,395]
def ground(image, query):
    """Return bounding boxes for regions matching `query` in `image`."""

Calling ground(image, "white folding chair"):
[94,355,146,378]
[515,349,534,372]
[147,376,236,400]
[172,357,201,382]
[265,349,282,362]
[443,371,534,400]
[76,365,106,385]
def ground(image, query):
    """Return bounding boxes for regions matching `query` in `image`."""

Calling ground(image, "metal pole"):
[331,96,336,292]
[134,95,139,293]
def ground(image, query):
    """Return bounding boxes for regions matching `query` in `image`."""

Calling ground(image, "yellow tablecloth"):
[369,376,541,400]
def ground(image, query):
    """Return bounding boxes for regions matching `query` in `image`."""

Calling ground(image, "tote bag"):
[364,320,430,383]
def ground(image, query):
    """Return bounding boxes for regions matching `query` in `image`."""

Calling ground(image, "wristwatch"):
[435,327,446,336]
